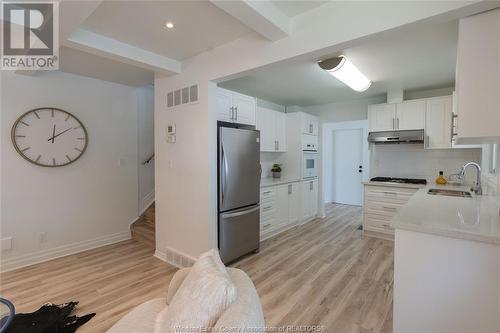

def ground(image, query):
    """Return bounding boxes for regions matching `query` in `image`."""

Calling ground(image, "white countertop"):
[390,184,500,245]
[260,177,301,188]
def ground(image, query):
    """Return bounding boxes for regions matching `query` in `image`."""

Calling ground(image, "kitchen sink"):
[427,189,472,198]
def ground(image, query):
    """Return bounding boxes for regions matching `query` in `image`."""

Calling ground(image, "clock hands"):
[51,124,56,143]
[47,127,72,142]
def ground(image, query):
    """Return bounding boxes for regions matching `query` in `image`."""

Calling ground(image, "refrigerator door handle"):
[222,205,260,218]
[221,144,228,205]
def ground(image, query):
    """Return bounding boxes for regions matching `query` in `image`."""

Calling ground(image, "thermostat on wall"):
[167,124,176,134]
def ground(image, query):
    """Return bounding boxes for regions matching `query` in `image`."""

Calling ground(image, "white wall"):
[304,96,386,123]
[1,71,146,271]
[137,86,155,212]
[370,144,481,183]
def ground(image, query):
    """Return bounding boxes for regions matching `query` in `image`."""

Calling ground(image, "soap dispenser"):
[435,171,447,185]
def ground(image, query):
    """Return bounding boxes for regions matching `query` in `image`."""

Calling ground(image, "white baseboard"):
[139,191,155,215]
[154,247,196,268]
[1,230,131,272]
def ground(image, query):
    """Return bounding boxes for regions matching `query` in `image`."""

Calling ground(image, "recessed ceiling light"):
[318,55,371,92]
[165,22,174,29]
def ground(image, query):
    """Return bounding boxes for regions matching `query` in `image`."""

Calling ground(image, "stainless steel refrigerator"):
[218,122,260,264]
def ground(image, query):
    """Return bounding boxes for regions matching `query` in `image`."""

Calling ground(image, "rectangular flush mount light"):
[318,56,371,92]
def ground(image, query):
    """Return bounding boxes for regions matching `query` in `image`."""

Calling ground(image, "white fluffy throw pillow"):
[157,249,237,333]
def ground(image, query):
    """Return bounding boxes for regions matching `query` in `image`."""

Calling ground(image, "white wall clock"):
[11,107,88,167]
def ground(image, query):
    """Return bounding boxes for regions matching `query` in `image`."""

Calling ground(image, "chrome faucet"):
[456,162,482,195]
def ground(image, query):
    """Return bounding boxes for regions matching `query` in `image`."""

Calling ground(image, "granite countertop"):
[260,177,302,188]
[390,184,500,245]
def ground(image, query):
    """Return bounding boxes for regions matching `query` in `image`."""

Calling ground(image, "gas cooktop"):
[370,177,427,185]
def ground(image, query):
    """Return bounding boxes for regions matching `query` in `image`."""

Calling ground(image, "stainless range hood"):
[368,129,424,144]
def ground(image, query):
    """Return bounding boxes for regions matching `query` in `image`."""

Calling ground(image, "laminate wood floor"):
[0,203,393,333]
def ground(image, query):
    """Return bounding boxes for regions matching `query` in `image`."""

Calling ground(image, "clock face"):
[11,108,88,167]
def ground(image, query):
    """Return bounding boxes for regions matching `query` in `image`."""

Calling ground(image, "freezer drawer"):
[219,205,260,264]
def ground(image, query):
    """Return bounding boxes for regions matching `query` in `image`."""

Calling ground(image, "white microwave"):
[303,151,318,179]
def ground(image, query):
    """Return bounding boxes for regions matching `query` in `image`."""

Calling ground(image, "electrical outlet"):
[38,232,47,243]
[1,237,12,251]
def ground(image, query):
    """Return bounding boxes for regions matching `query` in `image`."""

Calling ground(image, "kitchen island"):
[392,187,500,333]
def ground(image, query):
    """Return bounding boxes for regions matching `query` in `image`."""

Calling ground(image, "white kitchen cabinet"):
[425,96,452,149]
[368,103,396,131]
[274,184,289,229]
[287,182,299,225]
[301,179,318,222]
[256,107,286,152]
[216,88,256,126]
[396,100,426,130]
[363,184,419,240]
[259,181,300,240]
[216,88,233,122]
[455,8,500,144]
[301,113,319,136]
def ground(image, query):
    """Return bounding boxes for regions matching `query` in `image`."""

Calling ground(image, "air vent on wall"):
[167,84,198,109]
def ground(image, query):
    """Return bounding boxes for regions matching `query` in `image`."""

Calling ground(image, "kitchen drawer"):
[260,221,273,233]
[364,201,401,217]
[364,186,417,200]
[364,225,395,235]
[261,210,276,222]
[260,188,276,200]
[364,215,393,230]
[365,194,410,205]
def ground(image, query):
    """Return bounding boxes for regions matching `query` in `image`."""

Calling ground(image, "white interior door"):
[332,128,363,206]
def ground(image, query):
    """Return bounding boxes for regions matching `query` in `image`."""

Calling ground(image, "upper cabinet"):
[455,8,500,144]
[368,103,396,131]
[301,113,319,136]
[368,101,425,131]
[216,87,256,126]
[396,100,426,130]
[425,96,452,149]
[256,107,286,152]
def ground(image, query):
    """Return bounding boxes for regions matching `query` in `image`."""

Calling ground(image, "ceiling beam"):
[210,0,290,41]
[63,29,182,75]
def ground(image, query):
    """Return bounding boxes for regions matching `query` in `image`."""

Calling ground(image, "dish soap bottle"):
[435,171,447,185]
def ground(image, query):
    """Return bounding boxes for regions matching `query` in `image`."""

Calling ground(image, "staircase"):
[131,203,155,247]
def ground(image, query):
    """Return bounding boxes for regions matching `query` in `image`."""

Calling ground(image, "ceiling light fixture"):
[165,22,174,29]
[318,55,371,92]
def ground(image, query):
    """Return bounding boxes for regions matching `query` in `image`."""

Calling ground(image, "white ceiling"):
[59,47,154,86]
[270,1,328,17]
[220,20,459,106]
[81,1,253,61]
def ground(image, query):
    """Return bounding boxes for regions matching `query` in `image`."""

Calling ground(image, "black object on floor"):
[0,301,95,333]
[357,225,363,230]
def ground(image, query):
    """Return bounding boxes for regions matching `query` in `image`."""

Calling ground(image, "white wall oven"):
[303,151,318,179]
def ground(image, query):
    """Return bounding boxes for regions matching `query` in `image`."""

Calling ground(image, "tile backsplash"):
[261,152,285,178]
[370,144,482,185]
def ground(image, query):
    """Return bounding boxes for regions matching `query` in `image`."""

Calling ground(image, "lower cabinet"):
[363,184,418,240]
[300,179,318,222]
[259,181,301,240]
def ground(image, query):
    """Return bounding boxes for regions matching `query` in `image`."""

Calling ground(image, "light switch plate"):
[1,237,12,251]
[166,135,176,144]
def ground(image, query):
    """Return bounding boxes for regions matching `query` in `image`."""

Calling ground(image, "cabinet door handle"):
[288,184,292,194]
[235,107,238,121]
[383,206,397,211]
[263,206,272,211]
[397,118,399,129]
[310,181,313,190]
[426,135,430,148]
[383,191,397,196]
[277,141,280,151]
[309,123,313,133]
[262,190,272,195]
